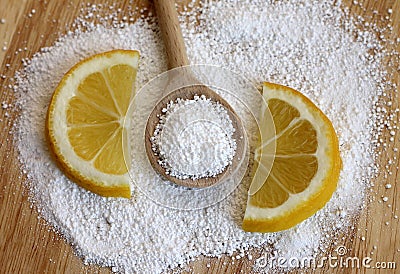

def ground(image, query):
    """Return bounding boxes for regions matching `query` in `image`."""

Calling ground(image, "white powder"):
[151,95,237,180]
[12,0,397,273]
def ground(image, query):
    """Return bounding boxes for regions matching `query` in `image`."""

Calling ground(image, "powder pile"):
[151,95,237,180]
[12,0,397,273]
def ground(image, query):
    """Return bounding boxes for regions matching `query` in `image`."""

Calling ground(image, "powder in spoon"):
[150,95,237,180]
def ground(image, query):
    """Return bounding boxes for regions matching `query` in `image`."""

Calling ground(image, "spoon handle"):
[153,0,190,69]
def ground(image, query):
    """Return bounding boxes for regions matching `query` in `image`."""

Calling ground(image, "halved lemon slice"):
[243,82,341,232]
[46,50,139,198]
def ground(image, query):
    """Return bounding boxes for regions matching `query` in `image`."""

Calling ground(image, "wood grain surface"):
[0,0,399,273]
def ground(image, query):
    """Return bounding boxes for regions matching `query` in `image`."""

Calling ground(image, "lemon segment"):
[46,50,140,198]
[243,82,341,232]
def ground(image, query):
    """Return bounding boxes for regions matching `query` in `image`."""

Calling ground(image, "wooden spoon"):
[145,0,245,188]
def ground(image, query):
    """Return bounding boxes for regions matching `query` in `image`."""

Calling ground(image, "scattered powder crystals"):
[12,0,398,273]
[151,95,237,180]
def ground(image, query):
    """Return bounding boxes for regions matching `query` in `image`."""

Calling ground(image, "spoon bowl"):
[145,84,246,188]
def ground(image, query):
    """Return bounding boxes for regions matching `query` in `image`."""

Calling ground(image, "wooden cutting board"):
[0,0,399,273]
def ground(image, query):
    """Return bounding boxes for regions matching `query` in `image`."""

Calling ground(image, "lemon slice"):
[46,50,140,198]
[243,82,342,232]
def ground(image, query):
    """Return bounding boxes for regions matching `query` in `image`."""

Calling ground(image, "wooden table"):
[0,0,399,273]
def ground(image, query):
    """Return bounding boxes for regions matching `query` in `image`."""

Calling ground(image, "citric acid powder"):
[151,95,237,180]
